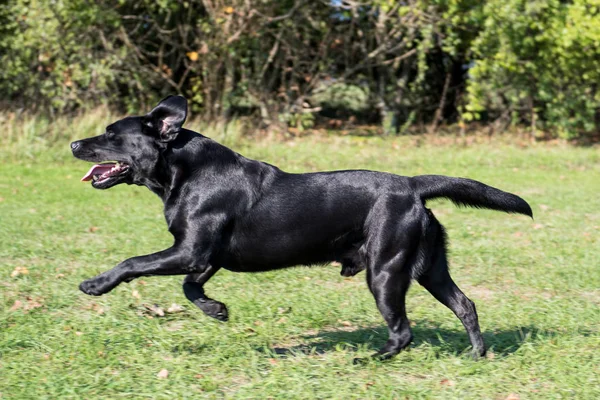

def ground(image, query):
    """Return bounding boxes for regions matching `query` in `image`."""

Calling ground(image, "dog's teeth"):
[92,175,98,181]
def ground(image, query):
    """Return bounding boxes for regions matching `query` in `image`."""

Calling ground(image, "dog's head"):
[71,96,187,189]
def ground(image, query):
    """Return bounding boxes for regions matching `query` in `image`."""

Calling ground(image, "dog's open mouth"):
[81,162,130,187]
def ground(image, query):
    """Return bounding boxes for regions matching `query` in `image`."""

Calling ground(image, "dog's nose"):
[70,141,81,151]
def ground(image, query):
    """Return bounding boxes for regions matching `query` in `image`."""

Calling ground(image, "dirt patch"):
[579,290,600,306]
[463,285,496,300]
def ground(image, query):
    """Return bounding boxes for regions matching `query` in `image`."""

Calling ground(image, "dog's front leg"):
[79,246,207,296]
[182,267,228,321]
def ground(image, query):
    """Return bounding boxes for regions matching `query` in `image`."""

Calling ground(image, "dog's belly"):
[211,171,380,272]
[215,225,364,273]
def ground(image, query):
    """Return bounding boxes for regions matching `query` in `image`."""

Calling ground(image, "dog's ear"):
[145,95,188,142]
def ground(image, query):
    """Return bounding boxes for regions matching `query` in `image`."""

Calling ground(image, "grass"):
[1,119,599,398]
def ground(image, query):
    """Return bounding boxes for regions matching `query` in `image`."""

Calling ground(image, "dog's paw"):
[204,301,229,322]
[79,278,109,296]
[192,300,228,322]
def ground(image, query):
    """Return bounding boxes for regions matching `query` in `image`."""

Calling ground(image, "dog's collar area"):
[81,162,130,183]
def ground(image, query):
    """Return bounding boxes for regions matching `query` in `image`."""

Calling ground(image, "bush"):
[0,0,598,138]
[465,0,600,138]
[0,1,126,110]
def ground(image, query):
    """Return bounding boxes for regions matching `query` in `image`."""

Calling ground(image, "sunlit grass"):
[0,118,599,398]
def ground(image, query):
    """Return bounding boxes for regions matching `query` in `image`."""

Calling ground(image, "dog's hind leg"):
[359,197,423,361]
[365,266,413,361]
[183,265,228,322]
[417,234,486,358]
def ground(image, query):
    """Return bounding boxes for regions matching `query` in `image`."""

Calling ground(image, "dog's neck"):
[135,131,215,201]
[134,156,174,200]
[136,130,275,204]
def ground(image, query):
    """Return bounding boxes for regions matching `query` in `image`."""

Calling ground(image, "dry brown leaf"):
[83,302,105,314]
[539,204,549,211]
[24,300,43,311]
[340,320,352,327]
[88,226,99,233]
[144,303,165,317]
[9,300,22,311]
[11,266,29,278]
[75,331,83,336]
[166,303,184,313]
[157,369,169,379]
[268,358,278,365]
[132,290,141,299]
[486,351,496,360]
[533,224,544,230]
[505,394,520,400]
[440,379,455,387]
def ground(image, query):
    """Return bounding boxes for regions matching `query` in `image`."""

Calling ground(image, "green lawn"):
[1,134,599,399]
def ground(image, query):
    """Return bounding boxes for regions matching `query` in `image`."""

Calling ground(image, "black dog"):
[71,96,532,360]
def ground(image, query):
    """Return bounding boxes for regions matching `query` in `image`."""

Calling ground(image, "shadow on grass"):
[263,323,555,358]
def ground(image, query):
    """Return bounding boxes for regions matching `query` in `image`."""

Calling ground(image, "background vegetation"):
[2,0,600,139]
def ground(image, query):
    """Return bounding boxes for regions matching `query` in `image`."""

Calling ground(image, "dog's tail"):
[410,175,533,217]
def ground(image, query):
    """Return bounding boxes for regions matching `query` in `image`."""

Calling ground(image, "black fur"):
[71,96,532,360]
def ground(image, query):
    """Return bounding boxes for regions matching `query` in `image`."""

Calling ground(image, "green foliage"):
[278,112,315,131]
[311,83,370,112]
[0,0,125,110]
[466,0,600,138]
[1,0,599,137]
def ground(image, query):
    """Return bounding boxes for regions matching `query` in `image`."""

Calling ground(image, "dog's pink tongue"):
[81,164,116,181]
